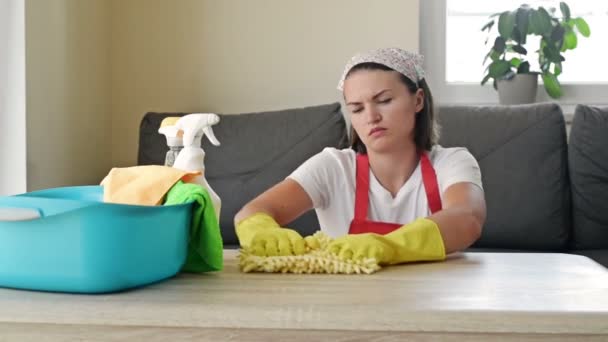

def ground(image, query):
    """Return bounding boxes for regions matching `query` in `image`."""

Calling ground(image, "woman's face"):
[343,69,423,154]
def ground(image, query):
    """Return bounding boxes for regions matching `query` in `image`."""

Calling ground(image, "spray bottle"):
[172,113,222,223]
[158,117,183,167]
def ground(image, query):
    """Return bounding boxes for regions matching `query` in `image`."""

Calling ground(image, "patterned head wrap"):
[337,47,425,91]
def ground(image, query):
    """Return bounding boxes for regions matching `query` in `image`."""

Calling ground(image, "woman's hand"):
[327,233,393,263]
[328,218,446,265]
[234,179,316,256]
[249,226,307,256]
[236,212,307,256]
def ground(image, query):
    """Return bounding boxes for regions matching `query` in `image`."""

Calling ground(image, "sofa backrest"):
[569,105,608,250]
[138,103,348,246]
[437,103,571,251]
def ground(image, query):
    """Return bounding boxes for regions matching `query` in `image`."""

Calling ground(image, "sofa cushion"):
[437,103,571,251]
[569,105,608,249]
[139,102,348,245]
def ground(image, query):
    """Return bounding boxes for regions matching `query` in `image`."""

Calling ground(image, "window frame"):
[420,0,608,113]
[0,0,27,196]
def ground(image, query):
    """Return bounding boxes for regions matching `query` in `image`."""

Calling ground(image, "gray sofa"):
[138,102,608,268]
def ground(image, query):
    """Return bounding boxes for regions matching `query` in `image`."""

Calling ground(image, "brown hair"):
[345,62,439,153]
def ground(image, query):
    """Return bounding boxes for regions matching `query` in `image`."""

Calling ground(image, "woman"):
[234,48,486,265]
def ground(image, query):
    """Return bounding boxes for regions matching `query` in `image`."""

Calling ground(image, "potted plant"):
[481,2,590,104]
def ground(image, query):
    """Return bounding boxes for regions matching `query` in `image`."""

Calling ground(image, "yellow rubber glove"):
[327,218,446,265]
[235,213,307,256]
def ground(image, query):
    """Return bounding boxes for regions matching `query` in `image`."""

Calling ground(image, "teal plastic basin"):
[0,186,191,293]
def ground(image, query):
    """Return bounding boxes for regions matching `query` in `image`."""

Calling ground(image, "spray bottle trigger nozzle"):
[203,126,220,146]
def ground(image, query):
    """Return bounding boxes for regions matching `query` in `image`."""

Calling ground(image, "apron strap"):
[420,152,442,214]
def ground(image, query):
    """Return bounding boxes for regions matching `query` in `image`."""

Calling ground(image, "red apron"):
[348,152,442,235]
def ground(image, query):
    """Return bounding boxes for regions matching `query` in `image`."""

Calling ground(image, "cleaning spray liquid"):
[158,117,183,167]
[172,113,222,223]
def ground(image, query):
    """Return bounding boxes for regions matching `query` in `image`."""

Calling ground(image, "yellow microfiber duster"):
[238,231,381,274]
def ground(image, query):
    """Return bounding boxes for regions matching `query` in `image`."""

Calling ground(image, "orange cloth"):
[101,165,200,205]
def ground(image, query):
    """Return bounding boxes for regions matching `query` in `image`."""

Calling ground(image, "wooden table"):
[0,251,607,341]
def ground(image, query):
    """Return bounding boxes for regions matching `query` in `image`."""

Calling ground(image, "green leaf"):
[481,74,492,85]
[493,37,506,54]
[518,61,531,74]
[489,60,512,78]
[542,72,563,98]
[541,62,550,72]
[498,11,516,38]
[512,29,523,44]
[481,20,495,32]
[483,50,501,65]
[512,45,527,55]
[483,51,490,65]
[536,7,553,34]
[515,7,530,43]
[560,27,570,52]
[554,62,562,76]
[528,9,539,34]
[574,17,591,37]
[509,57,522,68]
[566,19,575,28]
[564,29,577,49]
[543,45,562,62]
[560,2,571,21]
[551,25,565,42]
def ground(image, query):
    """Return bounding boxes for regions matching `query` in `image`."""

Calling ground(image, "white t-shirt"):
[288,145,483,238]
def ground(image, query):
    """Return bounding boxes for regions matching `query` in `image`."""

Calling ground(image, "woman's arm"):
[428,182,486,253]
[234,179,314,227]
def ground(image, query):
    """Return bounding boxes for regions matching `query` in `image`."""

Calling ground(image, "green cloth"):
[164,181,223,272]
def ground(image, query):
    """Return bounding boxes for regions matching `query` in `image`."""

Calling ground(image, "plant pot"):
[496,73,538,105]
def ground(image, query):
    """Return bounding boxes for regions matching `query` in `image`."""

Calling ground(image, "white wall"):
[111,0,420,167]
[25,0,111,190]
[0,0,26,195]
[9,0,419,191]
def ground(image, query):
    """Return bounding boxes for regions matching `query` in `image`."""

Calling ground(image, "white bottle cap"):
[159,126,184,147]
